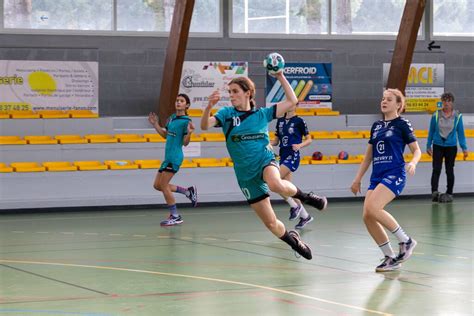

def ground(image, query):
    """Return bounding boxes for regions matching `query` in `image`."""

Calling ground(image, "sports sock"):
[378,241,396,258]
[391,226,410,243]
[285,197,298,208]
[168,204,179,217]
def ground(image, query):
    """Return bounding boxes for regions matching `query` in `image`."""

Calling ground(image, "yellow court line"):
[0,259,391,316]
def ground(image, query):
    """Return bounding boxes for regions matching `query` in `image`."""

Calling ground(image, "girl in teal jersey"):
[148,94,198,226]
[201,73,327,260]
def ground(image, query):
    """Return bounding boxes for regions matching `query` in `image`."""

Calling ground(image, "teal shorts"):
[237,160,278,204]
[159,160,180,173]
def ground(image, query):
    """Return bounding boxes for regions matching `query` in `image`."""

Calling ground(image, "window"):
[4,0,113,30]
[117,0,220,33]
[433,0,473,37]
[331,0,406,35]
[232,0,329,35]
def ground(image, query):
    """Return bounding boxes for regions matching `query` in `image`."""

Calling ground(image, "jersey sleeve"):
[182,118,190,135]
[261,105,277,122]
[400,118,417,144]
[368,122,378,145]
[214,107,230,128]
[300,118,309,136]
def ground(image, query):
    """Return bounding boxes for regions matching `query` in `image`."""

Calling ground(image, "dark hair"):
[441,92,455,102]
[177,93,191,106]
[228,77,256,108]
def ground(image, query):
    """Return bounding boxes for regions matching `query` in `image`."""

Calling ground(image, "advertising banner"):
[383,63,444,112]
[179,61,248,109]
[0,60,98,112]
[266,63,332,108]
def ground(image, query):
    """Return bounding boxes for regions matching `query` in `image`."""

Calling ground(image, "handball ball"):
[338,151,349,160]
[264,52,285,75]
[312,151,323,160]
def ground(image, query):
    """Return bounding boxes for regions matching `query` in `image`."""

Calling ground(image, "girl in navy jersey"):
[351,89,421,272]
[271,109,314,229]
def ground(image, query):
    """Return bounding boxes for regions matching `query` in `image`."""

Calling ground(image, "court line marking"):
[0,259,391,316]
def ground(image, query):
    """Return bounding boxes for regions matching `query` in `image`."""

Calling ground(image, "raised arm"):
[201,90,220,131]
[148,112,167,138]
[351,144,373,195]
[183,121,195,146]
[274,72,298,118]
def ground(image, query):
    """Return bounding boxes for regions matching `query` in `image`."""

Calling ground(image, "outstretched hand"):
[207,90,221,108]
[148,112,158,126]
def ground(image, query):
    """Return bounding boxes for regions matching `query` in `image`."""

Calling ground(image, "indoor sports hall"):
[0,1,472,315]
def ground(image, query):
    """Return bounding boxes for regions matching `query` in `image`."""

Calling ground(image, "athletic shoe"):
[438,193,453,203]
[295,216,314,229]
[288,230,312,260]
[160,215,183,226]
[431,191,440,202]
[303,192,327,211]
[396,238,417,263]
[187,186,198,207]
[375,256,401,272]
[288,205,302,221]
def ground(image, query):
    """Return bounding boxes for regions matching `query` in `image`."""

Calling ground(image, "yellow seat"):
[38,110,70,119]
[43,161,78,172]
[315,110,340,116]
[190,134,203,142]
[135,159,162,169]
[10,111,40,119]
[181,159,198,168]
[73,161,108,171]
[55,135,88,144]
[464,129,474,138]
[310,131,338,139]
[104,160,139,170]
[419,153,432,162]
[68,110,99,118]
[85,134,118,143]
[0,112,10,119]
[187,109,203,117]
[0,136,27,145]
[299,159,310,165]
[11,162,45,172]
[116,134,147,143]
[414,130,428,138]
[337,157,363,164]
[192,158,226,167]
[295,108,315,116]
[360,130,371,138]
[310,157,337,164]
[202,133,226,142]
[24,135,58,145]
[144,133,166,143]
[335,131,364,139]
[465,152,474,161]
[0,162,13,172]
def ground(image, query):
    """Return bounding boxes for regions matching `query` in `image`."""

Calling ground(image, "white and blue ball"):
[263,52,285,75]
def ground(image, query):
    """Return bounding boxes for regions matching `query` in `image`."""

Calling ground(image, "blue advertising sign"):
[265,63,332,108]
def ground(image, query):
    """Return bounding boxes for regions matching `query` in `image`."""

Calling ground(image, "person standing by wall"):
[427,92,468,203]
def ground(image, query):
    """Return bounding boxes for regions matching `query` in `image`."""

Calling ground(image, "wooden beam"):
[157,0,195,125]
[387,0,426,94]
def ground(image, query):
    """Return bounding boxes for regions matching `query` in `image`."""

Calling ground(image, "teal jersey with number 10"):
[214,105,277,181]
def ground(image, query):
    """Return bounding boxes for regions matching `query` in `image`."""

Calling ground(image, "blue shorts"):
[279,150,300,172]
[368,173,406,196]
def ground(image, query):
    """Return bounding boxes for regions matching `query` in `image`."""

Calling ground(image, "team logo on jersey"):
[376,141,385,154]
[395,177,403,186]
[374,124,382,131]
[288,126,294,134]
[385,130,393,137]
[282,136,289,146]
[231,133,265,142]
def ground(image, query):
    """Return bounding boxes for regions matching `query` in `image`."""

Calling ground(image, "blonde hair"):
[385,88,405,116]
[228,77,256,108]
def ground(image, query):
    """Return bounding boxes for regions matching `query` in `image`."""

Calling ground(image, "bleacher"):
[1,113,473,210]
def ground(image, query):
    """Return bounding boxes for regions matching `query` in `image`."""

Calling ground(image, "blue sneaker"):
[375,256,400,272]
[160,215,183,226]
[396,238,417,263]
[288,205,302,221]
[295,216,314,229]
[187,186,198,207]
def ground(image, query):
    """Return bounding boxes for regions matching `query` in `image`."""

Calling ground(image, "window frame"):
[0,0,223,37]
[429,0,473,41]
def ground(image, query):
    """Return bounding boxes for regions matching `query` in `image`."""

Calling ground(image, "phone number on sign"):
[0,103,32,111]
